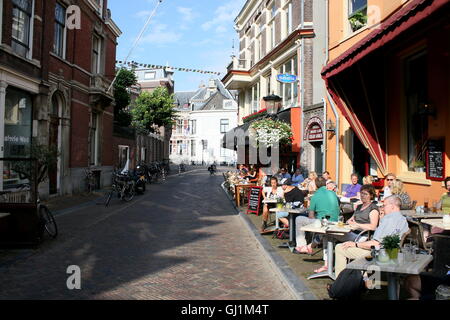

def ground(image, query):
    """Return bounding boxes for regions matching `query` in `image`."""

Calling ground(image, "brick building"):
[222,0,327,174]
[0,0,121,197]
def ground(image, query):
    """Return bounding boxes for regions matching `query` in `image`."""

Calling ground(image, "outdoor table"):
[262,199,277,204]
[421,218,450,230]
[401,210,446,220]
[300,222,354,281]
[269,207,307,252]
[346,253,433,300]
[234,183,256,206]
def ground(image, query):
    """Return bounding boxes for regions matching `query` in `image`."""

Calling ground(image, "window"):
[405,52,428,171]
[53,3,66,58]
[141,147,147,162]
[92,34,102,74]
[190,120,197,135]
[12,0,33,58]
[220,119,229,134]
[251,83,260,113]
[348,0,367,32]
[176,140,183,155]
[144,72,156,80]
[118,145,129,170]
[271,21,276,48]
[89,113,99,166]
[277,55,298,108]
[287,3,293,34]
[191,140,196,157]
[271,5,276,18]
[176,119,183,134]
[220,148,226,157]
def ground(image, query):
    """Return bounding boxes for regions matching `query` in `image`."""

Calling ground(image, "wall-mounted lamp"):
[263,93,282,118]
[418,103,436,118]
[326,119,336,136]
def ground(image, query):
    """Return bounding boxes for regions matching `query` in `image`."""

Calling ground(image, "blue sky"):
[108,0,247,92]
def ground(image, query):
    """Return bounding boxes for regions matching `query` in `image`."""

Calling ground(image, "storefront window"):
[3,87,33,189]
[405,52,428,171]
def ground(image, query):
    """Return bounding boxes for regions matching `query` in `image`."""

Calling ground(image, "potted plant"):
[349,11,367,32]
[276,196,285,209]
[381,234,401,260]
[413,160,425,172]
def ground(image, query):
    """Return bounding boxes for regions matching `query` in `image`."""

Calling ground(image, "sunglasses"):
[387,179,394,181]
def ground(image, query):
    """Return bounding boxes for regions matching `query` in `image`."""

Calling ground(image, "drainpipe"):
[323,0,340,188]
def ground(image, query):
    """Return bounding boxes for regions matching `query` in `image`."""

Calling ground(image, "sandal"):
[314,265,328,273]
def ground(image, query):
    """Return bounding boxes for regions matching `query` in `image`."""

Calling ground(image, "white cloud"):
[140,23,182,46]
[201,1,242,34]
[177,6,198,30]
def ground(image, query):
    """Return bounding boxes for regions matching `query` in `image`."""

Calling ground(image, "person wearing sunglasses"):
[382,173,397,200]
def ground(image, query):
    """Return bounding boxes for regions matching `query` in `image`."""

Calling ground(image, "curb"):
[221,182,318,300]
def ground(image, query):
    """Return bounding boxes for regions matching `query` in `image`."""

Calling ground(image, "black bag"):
[328,269,365,300]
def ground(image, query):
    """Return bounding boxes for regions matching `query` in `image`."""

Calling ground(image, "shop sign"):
[277,74,297,83]
[304,117,324,141]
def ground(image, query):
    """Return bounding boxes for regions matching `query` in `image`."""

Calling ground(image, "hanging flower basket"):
[250,118,293,147]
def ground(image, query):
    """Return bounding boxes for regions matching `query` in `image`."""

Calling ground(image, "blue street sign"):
[277,74,297,83]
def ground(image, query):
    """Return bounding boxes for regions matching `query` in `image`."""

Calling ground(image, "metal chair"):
[406,220,433,253]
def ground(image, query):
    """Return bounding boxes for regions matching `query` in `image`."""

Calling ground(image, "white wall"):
[190,110,237,165]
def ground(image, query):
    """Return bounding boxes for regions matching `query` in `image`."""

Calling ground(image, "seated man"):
[334,195,409,278]
[275,178,305,230]
[342,173,362,200]
[280,168,292,180]
[294,177,340,254]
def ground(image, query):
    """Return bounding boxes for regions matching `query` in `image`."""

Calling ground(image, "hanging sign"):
[277,74,297,83]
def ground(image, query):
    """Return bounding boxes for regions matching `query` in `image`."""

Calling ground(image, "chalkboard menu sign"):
[246,186,263,215]
[426,139,445,181]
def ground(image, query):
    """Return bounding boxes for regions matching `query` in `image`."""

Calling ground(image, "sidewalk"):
[221,184,397,300]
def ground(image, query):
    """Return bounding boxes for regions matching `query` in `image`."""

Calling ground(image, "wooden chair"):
[406,220,433,253]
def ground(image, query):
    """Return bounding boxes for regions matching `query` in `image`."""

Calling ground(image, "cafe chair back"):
[406,220,433,253]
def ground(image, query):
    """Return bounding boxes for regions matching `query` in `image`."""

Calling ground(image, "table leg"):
[308,239,336,280]
[387,274,399,300]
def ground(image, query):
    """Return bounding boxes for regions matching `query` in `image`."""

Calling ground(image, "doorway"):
[311,142,323,174]
[352,133,370,182]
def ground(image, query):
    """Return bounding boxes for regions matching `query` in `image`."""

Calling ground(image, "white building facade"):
[170,79,238,165]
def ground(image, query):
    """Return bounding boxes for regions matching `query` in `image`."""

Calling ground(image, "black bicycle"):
[105,171,135,207]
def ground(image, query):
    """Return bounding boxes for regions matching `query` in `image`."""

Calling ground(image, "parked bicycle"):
[14,184,58,239]
[105,170,136,207]
[84,167,96,194]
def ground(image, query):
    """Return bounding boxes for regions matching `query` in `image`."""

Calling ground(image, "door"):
[312,142,323,174]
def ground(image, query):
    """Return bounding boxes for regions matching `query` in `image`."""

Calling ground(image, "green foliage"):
[381,234,401,250]
[116,109,133,127]
[131,87,178,133]
[349,11,367,31]
[113,68,137,114]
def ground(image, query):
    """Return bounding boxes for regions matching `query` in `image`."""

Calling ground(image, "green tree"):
[113,68,137,126]
[131,87,178,133]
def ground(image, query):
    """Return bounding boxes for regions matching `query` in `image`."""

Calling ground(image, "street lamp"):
[263,94,282,117]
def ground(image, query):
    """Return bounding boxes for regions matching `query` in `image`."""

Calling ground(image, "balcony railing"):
[227,57,251,72]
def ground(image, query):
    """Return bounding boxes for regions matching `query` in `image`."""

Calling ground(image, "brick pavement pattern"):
[0,168,295,300]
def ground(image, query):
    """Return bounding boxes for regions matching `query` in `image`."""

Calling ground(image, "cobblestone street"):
[0,168,295,300]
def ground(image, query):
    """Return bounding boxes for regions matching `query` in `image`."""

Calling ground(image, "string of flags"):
[116,60,222,76]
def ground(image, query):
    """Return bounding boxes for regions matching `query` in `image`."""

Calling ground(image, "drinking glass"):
[424,198,429,212]
[378,249,390,263]
[432,200,438,213]
[402,244,412,262]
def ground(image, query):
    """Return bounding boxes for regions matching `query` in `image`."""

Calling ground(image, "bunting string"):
[116,60,221,76]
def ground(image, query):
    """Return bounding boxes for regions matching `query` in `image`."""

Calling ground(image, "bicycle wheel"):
[105,190,114,207]
[40,205,58,239]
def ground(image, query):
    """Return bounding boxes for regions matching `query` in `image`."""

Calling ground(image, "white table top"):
[0,212,11,218]
[300,222,353,234]
[401,210,446,219]
[346,253,433,275]
[269,207,305,214]
[421,218,450,230]
[263,199,277,204]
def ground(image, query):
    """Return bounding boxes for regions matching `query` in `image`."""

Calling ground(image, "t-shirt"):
[263,187,284,198]
[284,187,305,203]
[291,174,305,186]
[354,202,379,224]
[373,211,409,243]
[441,193,450,213]
[309,187,340,221]
[345,183,362,197]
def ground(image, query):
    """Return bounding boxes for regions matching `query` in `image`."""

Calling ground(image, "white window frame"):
[251,82,260,113]
[92,34,102,74]
[0,0,3,44]
[278,55,298,109]
[220,119,229,134]
[118,145,130,169]
[90,112,99,166]
[11,0,35,59]
[144,71,156,80]
[271,21,276,49]
[287,3,293,34]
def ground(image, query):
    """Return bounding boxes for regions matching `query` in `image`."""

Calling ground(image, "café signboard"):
[277,74,297,83]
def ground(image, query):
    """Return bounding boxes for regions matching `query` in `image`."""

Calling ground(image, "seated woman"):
[301,171,318,193]
[391,179,413,210]
[313,184,380,273]
[244,166,258,183]
[261,177,284,232]
[275,178,305,230]
[291,169,305,187]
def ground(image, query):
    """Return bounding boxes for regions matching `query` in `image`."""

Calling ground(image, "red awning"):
[322,0,450,175]
[322,0,450,79]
